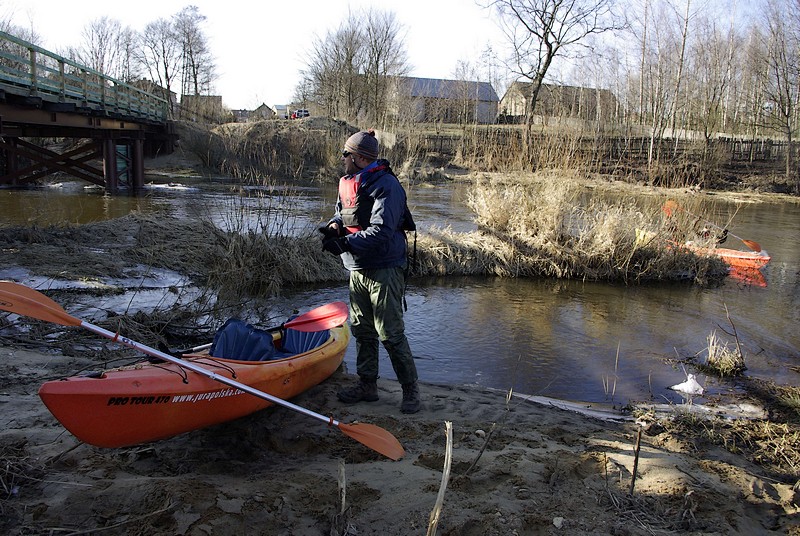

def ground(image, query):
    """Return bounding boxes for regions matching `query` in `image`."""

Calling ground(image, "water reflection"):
[0,184,159,225]
[0,179,478,233]
[298,274,799,405]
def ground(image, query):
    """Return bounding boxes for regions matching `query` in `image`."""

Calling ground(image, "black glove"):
[322,237,350,256]
[317,225,339,240]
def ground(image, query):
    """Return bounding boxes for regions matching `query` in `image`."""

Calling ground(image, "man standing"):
[320,129,420,414]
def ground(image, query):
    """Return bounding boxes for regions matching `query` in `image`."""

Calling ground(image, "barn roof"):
[400,76,499,102]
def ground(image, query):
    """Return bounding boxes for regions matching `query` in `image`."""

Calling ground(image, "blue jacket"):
[330,159,414,271]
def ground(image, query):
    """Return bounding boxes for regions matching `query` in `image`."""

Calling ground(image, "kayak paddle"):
[662,200,762,252]
[284,301,350,332]
[0,282,404,461]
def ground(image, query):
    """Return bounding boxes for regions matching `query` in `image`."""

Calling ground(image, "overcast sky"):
[4,0,505,109]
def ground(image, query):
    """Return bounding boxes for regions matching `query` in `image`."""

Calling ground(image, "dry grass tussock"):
[416,172,728,284]
[657,380,800,482]
[177,118,356,181]
[0,201,347,352]
[0,201,347,303]
[694,329,747,377]
[0,213,223,281]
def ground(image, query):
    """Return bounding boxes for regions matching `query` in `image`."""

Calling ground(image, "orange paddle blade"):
[741,239,762,253]
[0,282,80,327]
[0,281,67,312]
[338,422,405,461]
[286,301,348,332]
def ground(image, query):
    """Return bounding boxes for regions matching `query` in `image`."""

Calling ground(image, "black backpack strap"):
[402,230,417,312]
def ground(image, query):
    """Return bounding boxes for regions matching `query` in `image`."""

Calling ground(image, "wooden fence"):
[419,130,796,166]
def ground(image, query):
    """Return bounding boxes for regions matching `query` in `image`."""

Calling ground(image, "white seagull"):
[669,373,704,396]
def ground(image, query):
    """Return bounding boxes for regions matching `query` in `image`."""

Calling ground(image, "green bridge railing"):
[0,30,169,123]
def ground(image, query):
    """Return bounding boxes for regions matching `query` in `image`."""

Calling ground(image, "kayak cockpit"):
[208,319,331,362]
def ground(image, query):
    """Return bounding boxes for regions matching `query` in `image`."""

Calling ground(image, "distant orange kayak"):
[38,325,349,448]
[636,229,771,271]
[683,243,771,270]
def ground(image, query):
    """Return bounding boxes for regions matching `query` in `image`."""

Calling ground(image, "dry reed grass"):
[416,173,728,284]
[204,183,347,297]
[179,118,355,180]
[452,125,628,174]
[0,168,737,360]
[663,410,800,481]
[696,329,747,377]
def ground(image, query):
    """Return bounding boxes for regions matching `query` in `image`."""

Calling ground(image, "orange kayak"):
[683,243,771,270]
[636,230,771,271]
[38,325,350,448]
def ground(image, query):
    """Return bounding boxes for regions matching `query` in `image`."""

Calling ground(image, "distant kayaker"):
[319,129,421,414]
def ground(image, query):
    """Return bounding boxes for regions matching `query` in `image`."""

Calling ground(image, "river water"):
[1,178,798,406]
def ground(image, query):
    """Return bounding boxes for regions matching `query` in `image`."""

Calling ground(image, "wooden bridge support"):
[102,139,118,192]
[1,134,146,193]
[132,138,144,190]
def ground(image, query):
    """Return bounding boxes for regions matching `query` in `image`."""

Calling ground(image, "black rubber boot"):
[337,378,379,404]
[400,382,421,414]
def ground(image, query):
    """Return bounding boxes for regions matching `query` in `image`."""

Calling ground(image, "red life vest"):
[339,174,363,234]
[338,164,388,234]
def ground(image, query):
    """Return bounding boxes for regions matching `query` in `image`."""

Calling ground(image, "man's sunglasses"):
[341,150,351,158]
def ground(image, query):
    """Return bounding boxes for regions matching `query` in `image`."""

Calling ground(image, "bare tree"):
[638,0,649,126]
[137,18,181,117]
[685,11,738,149]
[452,60,481,125]
[666,0,692,142]
[303,16,366,120]
[757,0,800,189]
[0,16,40,69]
[74,17,120,76]
[624,0,690,168]
[0,10,40,46]
[479,43,507,104]
[486,0,623,163]
[174,6,215,97]
[740,25,769,144]
[302,8,408,124]
[362,9,409,125]
[115,25,141,83]
[71,17,140,82]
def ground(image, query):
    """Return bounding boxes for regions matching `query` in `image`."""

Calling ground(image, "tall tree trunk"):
[670,0,691,152]
[639,0,648,126]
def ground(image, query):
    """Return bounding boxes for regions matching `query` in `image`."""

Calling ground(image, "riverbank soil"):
[0,346,798,535]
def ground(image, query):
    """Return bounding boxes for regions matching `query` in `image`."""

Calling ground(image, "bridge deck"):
[0,30,169,125]
[0,31,175,192]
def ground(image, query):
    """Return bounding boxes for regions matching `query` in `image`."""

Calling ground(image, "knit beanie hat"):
[344,129,379,160]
